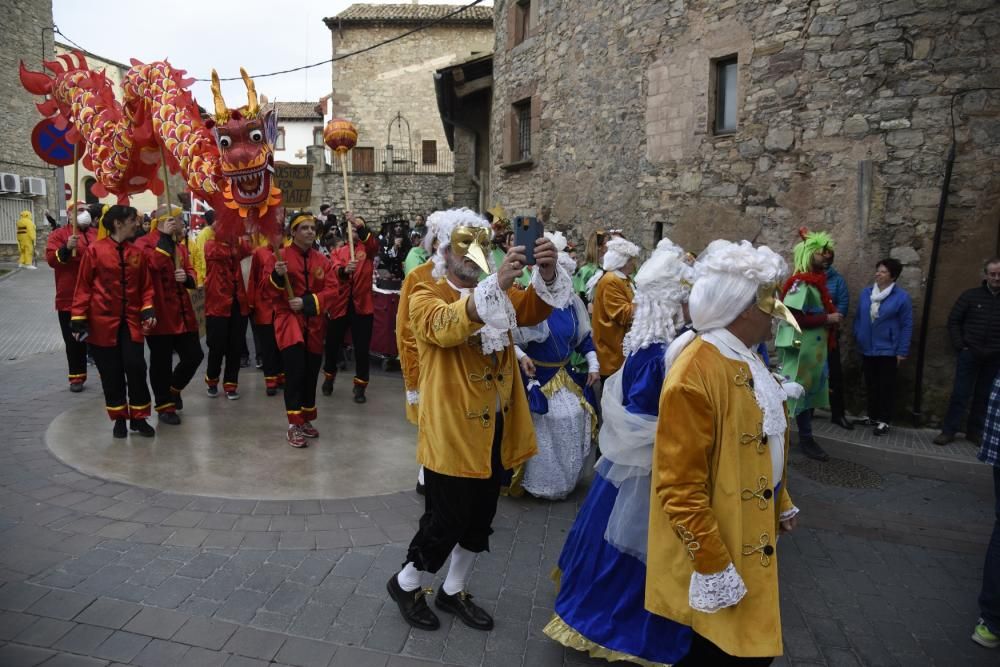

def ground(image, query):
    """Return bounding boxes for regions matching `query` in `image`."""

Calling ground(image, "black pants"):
[57,310,89,384]
[325,303,373,384]
[281,343,322,424]
[407,415,504,573]
[862,355,898,424]
[146,332,204,412]
[90,323,151,420]
[675,633,773,666]
[827,341,846,420]
[206,300,247,389]
[256,323,283,387]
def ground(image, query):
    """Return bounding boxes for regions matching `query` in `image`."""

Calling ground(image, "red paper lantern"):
[324,119,358,154]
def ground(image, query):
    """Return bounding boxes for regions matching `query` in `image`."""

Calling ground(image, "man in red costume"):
[247,242,284,396]
[70,205,157,438]
[265,212,340,448]
[46,206,98,392]
[204,228,252,398]
[138,207,204,425]
[323,214,379,403]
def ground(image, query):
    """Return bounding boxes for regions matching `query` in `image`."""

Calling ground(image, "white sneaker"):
[25,265,37,270]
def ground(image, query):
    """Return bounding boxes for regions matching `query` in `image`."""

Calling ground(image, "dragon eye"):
[249,130,263,142]
[218,135,232,148]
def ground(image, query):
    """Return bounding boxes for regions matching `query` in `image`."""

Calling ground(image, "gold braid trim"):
[543,614,675,667]
[538,367,599,440]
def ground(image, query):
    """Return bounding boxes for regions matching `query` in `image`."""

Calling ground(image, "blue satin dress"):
[547,341,693,665]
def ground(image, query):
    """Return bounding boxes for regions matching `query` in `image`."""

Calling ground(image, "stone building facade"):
[323,4,493,165]
[490,0,1000,421]
[1,0,57,260]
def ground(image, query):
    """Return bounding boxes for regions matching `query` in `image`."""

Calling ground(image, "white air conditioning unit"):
[0,173,21,194]
[23,177,47,197]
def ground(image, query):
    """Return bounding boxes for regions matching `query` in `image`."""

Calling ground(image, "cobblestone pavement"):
[0,266,997,666]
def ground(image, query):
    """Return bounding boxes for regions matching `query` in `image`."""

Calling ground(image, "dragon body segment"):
[20,50,281,240]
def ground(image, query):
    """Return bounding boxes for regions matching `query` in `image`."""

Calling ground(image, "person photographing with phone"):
[70,205,157,439]
[387,208,573,633]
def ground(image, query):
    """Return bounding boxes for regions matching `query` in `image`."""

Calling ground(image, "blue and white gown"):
[515,296,598,500]
[544,340,693,666]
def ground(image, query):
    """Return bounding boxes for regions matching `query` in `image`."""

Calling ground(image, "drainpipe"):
[911,141,955,425]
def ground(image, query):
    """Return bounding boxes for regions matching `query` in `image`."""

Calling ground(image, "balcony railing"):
[342,147,454,175]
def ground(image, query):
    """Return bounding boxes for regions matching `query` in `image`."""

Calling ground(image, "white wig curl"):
[622,237,693,356]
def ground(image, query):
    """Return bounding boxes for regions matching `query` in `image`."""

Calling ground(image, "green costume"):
[776,280,830,416]
[403,246,429,276]
[490,246,531,287]
[574,262,600,298]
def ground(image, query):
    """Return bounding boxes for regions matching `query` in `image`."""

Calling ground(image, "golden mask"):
[757,282,801,333]
[451,226,492,275]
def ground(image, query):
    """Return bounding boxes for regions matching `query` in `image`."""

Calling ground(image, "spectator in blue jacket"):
[825,249,852,429]
[853,258,913,436]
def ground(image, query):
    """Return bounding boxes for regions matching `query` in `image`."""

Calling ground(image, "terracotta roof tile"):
[328,3,493,26]
[272,102,323,119]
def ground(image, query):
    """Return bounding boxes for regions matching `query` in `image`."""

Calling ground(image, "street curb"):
[814,430,993,490]
[0,265,23,282]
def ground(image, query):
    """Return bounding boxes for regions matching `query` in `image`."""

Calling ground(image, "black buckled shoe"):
[798,436,829,462]
[129,419,155,438]
[159,412,181,426]
[435,589,494,631]
[387,575,440,631]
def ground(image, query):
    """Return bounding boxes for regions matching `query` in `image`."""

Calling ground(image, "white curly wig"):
[427,208,494,280]
[622,238,693,356]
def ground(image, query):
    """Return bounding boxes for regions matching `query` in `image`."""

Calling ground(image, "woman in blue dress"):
[514,233,601,500]
[545,238,694,665]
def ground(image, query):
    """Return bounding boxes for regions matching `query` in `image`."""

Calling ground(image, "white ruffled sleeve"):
[530,265,573,309]
[514,345,527,361]
[688,563,747,613]
[473,273,517,331]
[779,505,800,522]
[586,351,599,374]
[406,390,420,405]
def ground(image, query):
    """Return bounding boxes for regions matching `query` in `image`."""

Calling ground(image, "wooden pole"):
[70,143,79,257]
[159,146,182,270]
[339,151,355,261]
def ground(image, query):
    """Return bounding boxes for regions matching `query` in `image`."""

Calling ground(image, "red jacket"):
[204,235,251,317]
[141,230,199,336]
[46,225,97,311]
[329,229,378,317]
[264,244,339,354]
[71,237,155,347]
[248,245,278,326]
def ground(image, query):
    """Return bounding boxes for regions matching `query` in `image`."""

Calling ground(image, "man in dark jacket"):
[825,250,852,429]
[935,258,1000,445]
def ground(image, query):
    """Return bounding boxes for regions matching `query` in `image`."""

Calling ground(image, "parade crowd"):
[27,200,1000,663]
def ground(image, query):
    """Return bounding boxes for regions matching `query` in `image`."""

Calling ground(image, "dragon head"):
[205,68,281,217]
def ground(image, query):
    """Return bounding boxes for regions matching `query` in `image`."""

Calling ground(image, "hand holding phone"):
[513,216,543,266]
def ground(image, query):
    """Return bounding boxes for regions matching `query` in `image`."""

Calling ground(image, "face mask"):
[757,282,801,333]
[451,226,492,275]
[77,212,92,227]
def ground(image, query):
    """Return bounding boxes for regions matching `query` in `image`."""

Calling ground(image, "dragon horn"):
[210,69,228,121]
[240,67,259,117]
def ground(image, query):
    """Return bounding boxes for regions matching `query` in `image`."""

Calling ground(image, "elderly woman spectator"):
[853,257,913,436]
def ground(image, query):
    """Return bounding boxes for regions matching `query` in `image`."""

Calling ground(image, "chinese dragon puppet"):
[19,50,282,240]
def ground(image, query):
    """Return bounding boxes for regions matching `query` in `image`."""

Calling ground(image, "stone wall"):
[307,147,453,222]
[329,23,494,155]
[490,0,1000,422]
[1,0,57,256]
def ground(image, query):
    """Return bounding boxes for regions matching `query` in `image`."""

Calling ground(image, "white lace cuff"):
[586,351,600,374]
[689,563,747,614]
[474,273,517,331]
[514,345,527,361]
[779,505,800,522]
[530,264,573,309]
[406,390,420,405]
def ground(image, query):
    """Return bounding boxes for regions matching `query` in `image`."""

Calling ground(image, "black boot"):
[387,574,440,630]
[353,384,367,404]
[172,392,184,412]
[321,378,334,396]
[435,589,494,631]
[159,412,181,426]
[799,436,829,462]
[130,419,155,437]
[113,419,127,439]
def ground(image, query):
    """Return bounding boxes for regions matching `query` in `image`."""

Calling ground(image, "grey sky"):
[51,0,486,109]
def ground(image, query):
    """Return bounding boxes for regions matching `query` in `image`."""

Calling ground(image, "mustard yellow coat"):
[191,226,214,287]
[409,278,552,478]
[396,260,434,424]
[591,271,633,376]
[646,338,795,658]
[16,211,36,265]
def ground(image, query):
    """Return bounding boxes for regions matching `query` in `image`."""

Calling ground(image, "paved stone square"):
[0,264,997,666]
